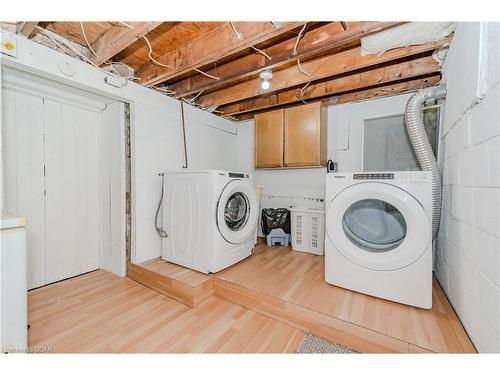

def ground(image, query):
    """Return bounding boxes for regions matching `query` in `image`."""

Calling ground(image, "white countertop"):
[0,211,28,230]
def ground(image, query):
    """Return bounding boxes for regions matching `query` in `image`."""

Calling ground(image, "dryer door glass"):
[224,192,250,231]
[342,198,407,252]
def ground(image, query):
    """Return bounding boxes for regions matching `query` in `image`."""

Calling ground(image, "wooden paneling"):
[28,270,304,353]
[254,109,284,168]
[113,22,222,70]
[222,56,440,116]
[43,100,101,284]
[90,22,162,65]
[169,21,404,97]
[44,22,114,45]
[1,89,46,289]
[234,75,442,121]
[197,38,450,109]
[284,102,323,167]
[136,22,307,85]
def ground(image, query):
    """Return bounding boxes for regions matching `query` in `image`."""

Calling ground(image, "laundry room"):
[1,2,499,372]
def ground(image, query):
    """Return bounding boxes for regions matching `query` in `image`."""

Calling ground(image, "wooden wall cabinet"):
[254,102,326,169]
[254,109,284,168]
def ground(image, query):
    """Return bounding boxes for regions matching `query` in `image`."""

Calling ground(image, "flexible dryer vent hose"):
[405,85,447,238]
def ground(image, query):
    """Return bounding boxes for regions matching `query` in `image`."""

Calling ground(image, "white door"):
[326,182,431,271]
[1,89,46,288]
[216,180,257,244]
[43,99,101,283]
[2,70,125,288]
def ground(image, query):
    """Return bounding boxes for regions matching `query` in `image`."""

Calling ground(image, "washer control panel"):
[353,173,394,180]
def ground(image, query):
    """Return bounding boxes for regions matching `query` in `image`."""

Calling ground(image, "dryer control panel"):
[228,172,250,178]
[353,173,394,180]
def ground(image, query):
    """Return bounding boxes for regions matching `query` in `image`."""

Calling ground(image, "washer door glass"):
[342,199,407,252]
[225,192,249,231]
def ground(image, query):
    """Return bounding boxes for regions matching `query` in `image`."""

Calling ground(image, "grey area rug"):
[297,333,358,354]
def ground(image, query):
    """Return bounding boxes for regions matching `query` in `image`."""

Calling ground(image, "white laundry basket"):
[290,207,325,255]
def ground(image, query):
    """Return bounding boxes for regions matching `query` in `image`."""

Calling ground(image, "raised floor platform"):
[128,244,476,353]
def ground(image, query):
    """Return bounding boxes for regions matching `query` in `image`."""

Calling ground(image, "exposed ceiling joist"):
[169,21,405,97]
[235,75,442,121]
[221,56,440,116]
[136,21,308,85]
[90,22,162,65]
[197,37,450,109]
[17,22,38,37]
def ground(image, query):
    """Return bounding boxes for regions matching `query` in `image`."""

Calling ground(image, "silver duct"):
[405,85,447,238]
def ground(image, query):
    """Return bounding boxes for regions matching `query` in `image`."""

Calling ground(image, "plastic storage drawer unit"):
[290,207,325,255]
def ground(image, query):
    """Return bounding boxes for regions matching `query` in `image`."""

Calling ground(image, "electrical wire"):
[79,21,98,58]
[230,22,242,39]
[155,174,168,238]
[117,21,134,29]
[194,68,220,80]
[251,46,271,60]
[142,35,173,69]
[299,81,311,103]
[297,59,312,76]
[35,26,138,82]
[187,90,204,103]
[293,23,308,55]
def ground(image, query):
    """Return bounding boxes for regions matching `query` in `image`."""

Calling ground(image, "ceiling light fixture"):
[260,70,273,90]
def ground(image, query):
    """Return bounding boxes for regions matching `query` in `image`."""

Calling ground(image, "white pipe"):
[405,85,446,238]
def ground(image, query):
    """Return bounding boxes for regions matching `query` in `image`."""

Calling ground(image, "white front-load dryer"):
[161,170,257,274]
[325,171,433,309]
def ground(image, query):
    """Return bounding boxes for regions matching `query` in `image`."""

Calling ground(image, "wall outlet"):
[1,33,17,57]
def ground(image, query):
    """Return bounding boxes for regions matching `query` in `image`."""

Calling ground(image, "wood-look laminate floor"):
[134,244,475,353]
[217,245,475,353]
[28,270,304,353]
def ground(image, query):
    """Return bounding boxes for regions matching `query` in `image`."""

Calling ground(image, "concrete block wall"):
[436,22,500,353]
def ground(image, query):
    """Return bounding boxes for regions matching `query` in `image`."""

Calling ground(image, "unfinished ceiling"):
[12,21,452,120]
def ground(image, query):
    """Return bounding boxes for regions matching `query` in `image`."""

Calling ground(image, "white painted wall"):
[132,103,237,263]
[435,22,500,353]
[235,93,414,210]
[0,30,238,266]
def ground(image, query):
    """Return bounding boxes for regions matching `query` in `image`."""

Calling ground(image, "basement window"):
[362,106,440,172]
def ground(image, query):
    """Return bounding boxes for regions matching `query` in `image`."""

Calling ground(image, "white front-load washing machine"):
[161,170,257,274]
[325,171,433,309]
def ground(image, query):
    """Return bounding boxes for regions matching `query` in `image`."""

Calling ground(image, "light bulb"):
[261,79,270,90]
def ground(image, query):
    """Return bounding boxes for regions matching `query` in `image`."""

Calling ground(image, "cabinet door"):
[254,109,284,168]
[284,102,321,167]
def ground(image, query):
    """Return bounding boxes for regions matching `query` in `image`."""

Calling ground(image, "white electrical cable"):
[194,68,220,81]
[79,21,98,58]
[297,59,312,76]
[293,23,308,55]
[299,81,311,103]
[183,89,205,104]
[35,26,138,81]
[142,35,172,69]
[117,21,134,29]
[251,46,272,60]
[230,22,242,39]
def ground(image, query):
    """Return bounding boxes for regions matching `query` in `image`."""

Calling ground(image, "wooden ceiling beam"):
[220,56,440,116]
[17,22,38,37]
[197,37,451,109]
[169,21,405,97]
[136,22,308,86]
[90,22,162,65]
[234,75,442,121]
